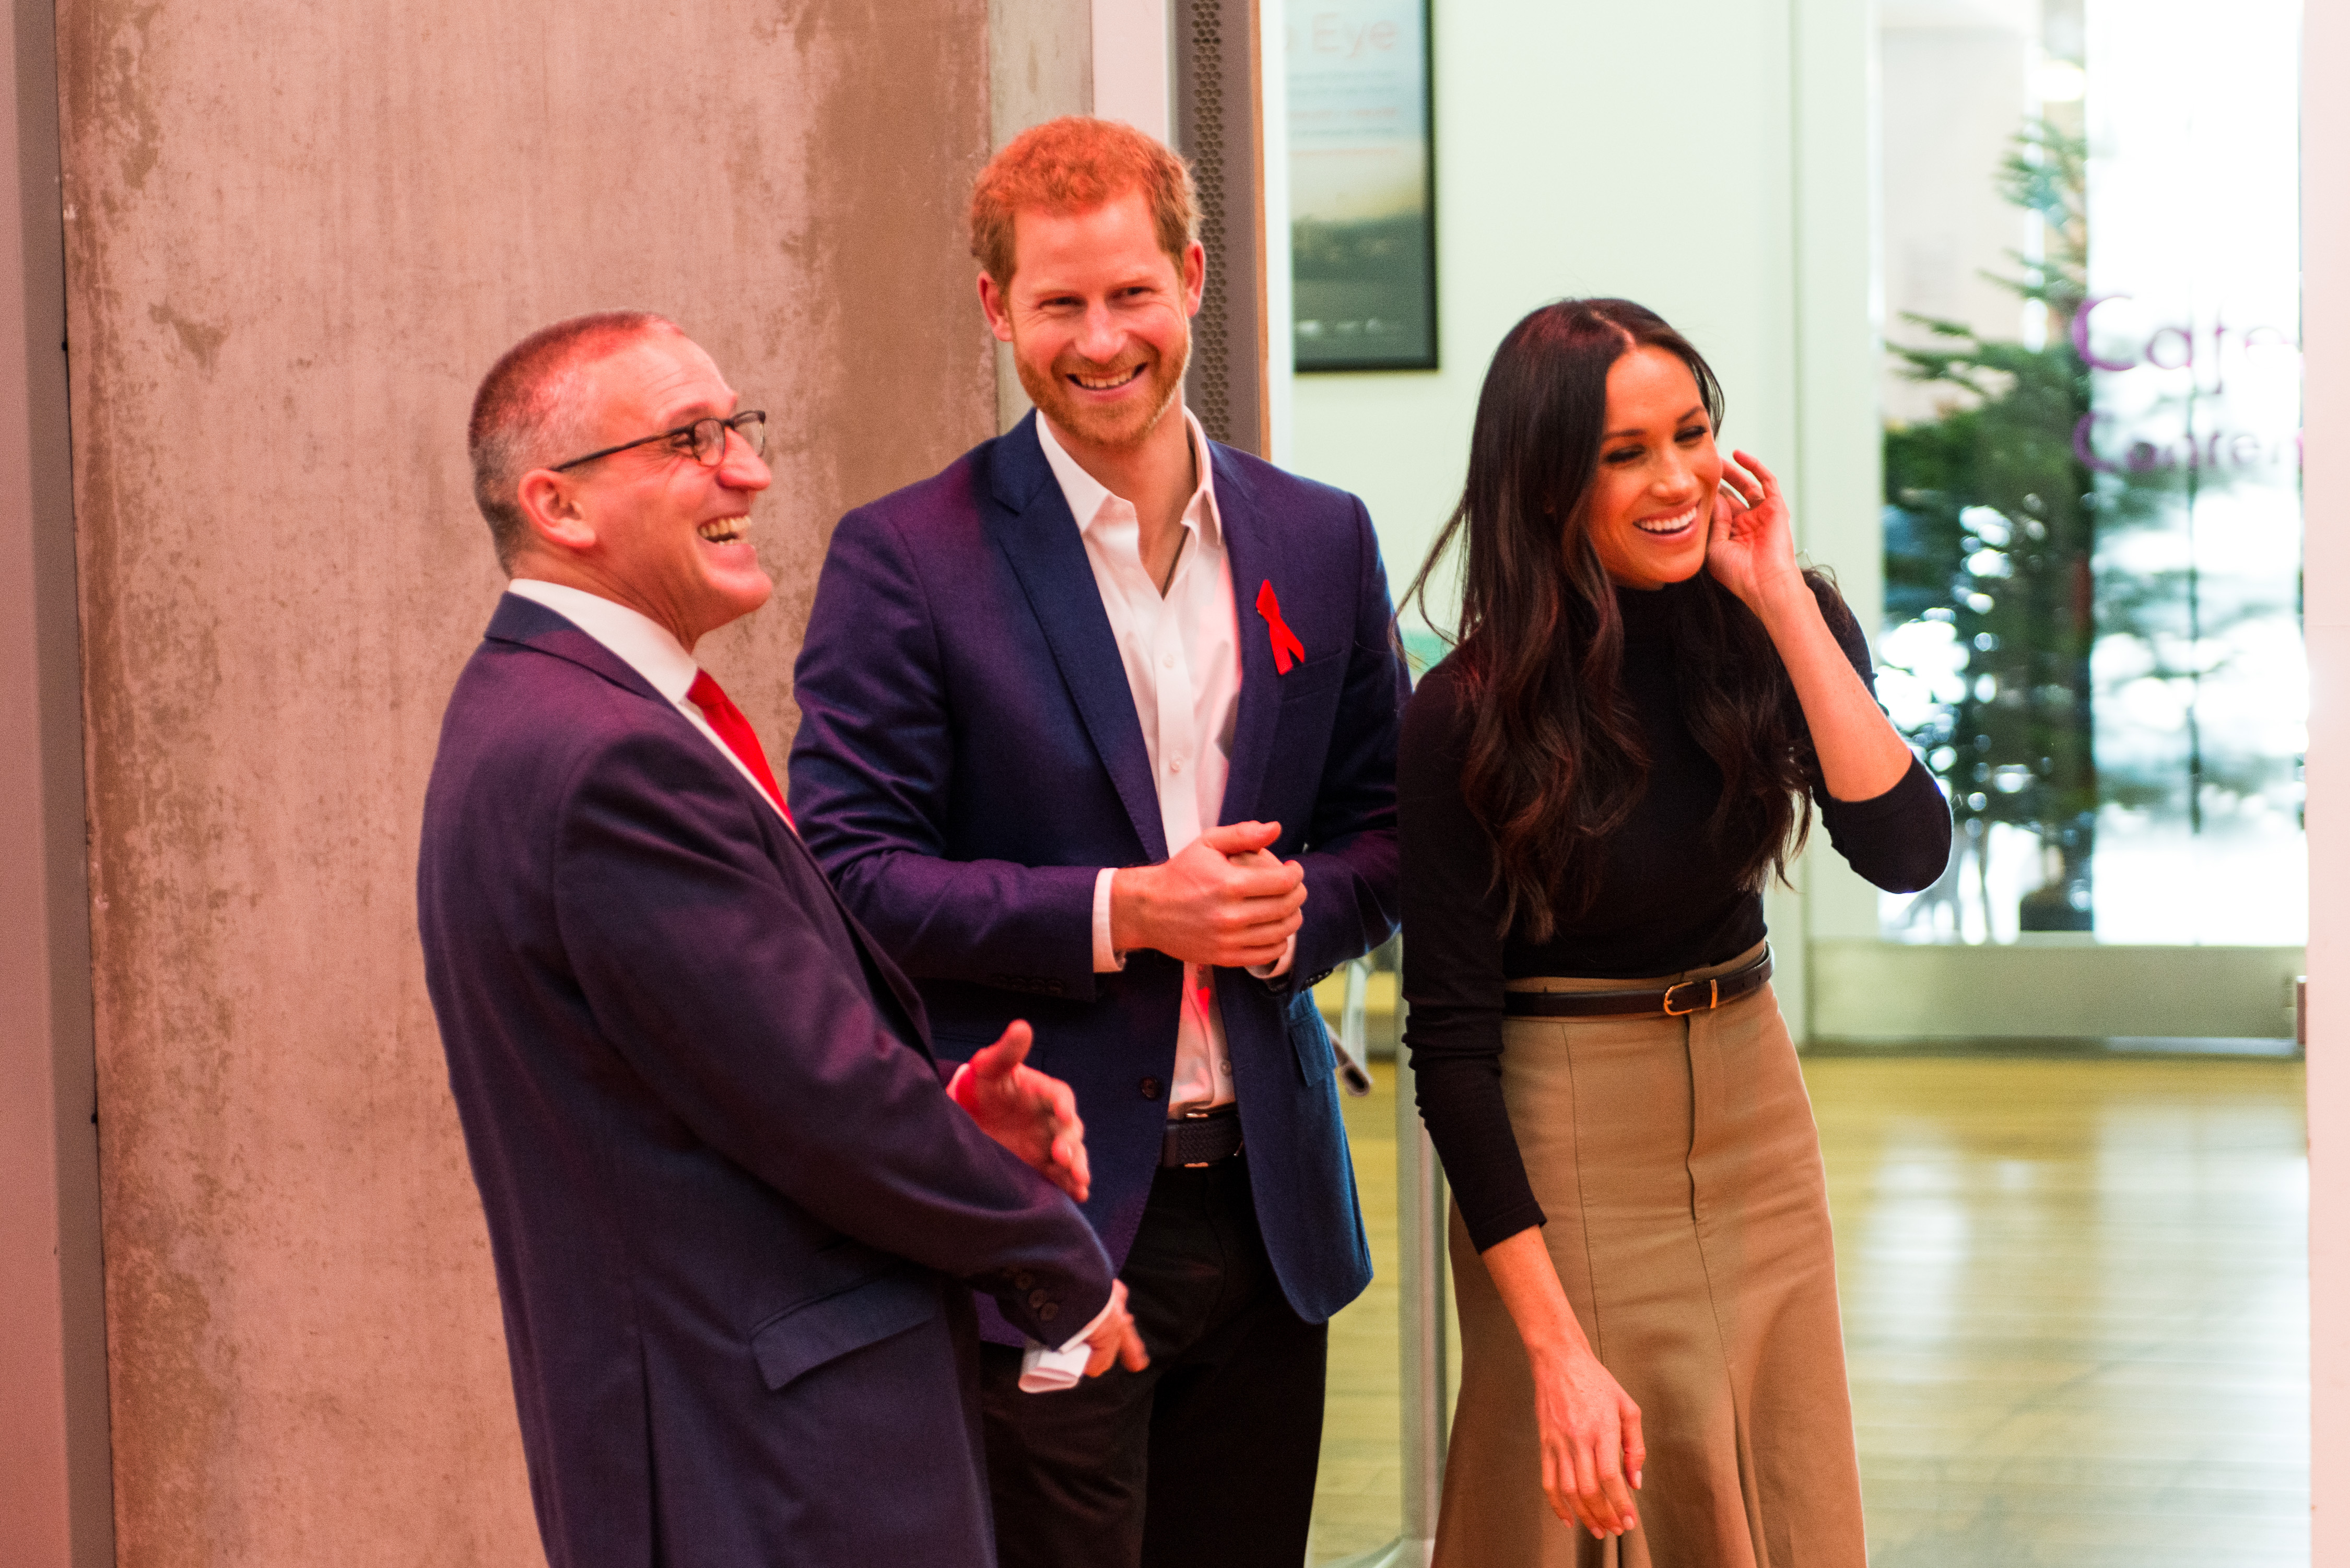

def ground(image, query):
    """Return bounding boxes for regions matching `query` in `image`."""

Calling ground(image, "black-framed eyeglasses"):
[549,410,768,473]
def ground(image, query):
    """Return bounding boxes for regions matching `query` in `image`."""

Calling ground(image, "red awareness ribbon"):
[1256,580,1306,675]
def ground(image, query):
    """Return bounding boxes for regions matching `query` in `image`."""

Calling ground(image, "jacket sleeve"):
[1812,585,1955,894]
[552,725,1113,1341]
[789,503,1103,1000]
[1396,662,1548,1252]
[1264,494,1407,998]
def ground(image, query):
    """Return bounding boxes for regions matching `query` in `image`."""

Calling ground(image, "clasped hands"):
[947,819,1302,1205]
[1108,820,1307,970]
[948,822,1302,1379]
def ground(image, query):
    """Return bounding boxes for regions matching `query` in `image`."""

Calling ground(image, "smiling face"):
[979,191,1203,457]
[528,331,774,648]
[1580,344,1723,591]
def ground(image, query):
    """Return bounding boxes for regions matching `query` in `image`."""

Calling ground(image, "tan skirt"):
[1434,942,1866,1568]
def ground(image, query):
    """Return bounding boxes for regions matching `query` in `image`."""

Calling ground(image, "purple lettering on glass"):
[2146,325,2194,372]
[2073,293,2138,372]
[2075,298,2300,380]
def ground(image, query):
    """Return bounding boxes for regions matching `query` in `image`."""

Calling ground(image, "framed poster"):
[1287,1,1437,372]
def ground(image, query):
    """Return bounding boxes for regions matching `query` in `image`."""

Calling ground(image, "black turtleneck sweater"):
[1398,580,1952,1252]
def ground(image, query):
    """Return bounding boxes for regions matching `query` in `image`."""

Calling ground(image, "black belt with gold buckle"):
[1159,1105,1244,1168]
[1501,947,1773,1020]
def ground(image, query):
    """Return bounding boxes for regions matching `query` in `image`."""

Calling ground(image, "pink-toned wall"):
[52,1,994,1560]
[2307,4,2348,1559]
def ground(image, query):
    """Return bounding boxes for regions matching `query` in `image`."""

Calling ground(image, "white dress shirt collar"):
[501,579,796,833]
[1034,407,1223,551]
[1031,405,1292,1119]
[504,578,698,703]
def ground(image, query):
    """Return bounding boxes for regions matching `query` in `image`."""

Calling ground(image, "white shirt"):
[1036,412,1294,1121]
[502,579,794,832]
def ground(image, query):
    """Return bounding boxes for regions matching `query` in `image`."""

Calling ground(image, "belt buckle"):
[1662,976,1718,1016]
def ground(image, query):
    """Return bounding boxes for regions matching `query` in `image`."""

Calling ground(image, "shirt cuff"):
[1016,1290,1121,1394]
[1092,868,1129,974]
[1246,932,1299,981]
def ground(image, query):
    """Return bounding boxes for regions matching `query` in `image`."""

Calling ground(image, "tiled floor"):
[1305,1053,2310,1566]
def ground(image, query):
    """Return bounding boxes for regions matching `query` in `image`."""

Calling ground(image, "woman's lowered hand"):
[1528,1339,1645,1538]
[1480,1227,1643,1539]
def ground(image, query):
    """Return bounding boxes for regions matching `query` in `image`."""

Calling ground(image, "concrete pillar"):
[988,0,1092,430]
[51,1,996,1562]
[0,0,113,1560]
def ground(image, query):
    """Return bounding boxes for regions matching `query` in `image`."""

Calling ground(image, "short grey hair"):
[466,311,679,571]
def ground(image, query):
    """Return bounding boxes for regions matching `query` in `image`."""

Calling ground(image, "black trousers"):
[979,1153,1330,1568]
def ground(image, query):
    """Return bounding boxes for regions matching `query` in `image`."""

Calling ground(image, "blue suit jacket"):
[789,414,1404,1340]
[418,593,1115,1568]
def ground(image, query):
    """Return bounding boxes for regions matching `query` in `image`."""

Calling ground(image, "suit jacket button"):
[1038,1302,1059,1323]
[1028,1288,1048,1309]
[1014,1272,1035,1291]
[1139,1077,1164,1101]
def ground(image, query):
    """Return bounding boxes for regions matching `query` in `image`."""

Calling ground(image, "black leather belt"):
[1159,1105,1244,1168]
[1502,947,1773,1019]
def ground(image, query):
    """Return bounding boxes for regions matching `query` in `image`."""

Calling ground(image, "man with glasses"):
[418,311,1144,1568]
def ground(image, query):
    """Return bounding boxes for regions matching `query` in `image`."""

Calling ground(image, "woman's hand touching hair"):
[1703,449,1811,619]
[1704,447,1918,802]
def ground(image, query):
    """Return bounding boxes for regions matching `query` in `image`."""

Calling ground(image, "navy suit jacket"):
[418,593,1115,1568]
[789,414,1405,1341]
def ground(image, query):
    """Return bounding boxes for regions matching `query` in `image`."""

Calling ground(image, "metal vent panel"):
[1172,0,1263,455]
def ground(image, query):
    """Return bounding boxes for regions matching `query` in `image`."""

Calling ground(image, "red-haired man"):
[791,119,1406,1566]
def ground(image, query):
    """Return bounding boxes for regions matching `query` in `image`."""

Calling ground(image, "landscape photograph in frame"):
[1288,0,1437,372]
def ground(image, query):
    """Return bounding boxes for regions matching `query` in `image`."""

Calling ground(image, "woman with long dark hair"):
[1399,299,1951,1565]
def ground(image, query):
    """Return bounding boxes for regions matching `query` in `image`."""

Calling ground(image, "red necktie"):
[686,670,796,828]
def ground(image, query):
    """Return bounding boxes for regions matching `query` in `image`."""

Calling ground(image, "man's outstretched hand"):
[950,1021,1091,1202]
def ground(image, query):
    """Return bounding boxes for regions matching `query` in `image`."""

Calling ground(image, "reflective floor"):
[1306,1058,1415,1563]
[1306,1054,2309,1566]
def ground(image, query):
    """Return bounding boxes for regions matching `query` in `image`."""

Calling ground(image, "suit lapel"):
[1215,446,1285,831]
[757,795,934,1048]
[491,593,936,1052]
[987,414,1168,862]
[488,592,670,706]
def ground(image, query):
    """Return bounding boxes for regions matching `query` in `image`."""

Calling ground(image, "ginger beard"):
[1013,310,1191,453]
